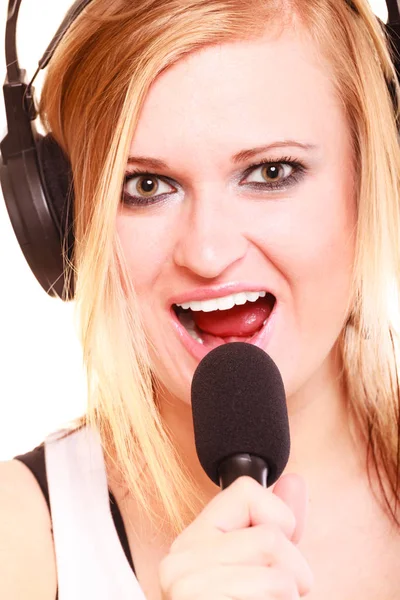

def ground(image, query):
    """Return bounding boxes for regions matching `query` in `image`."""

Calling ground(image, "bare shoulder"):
[0,459,57,600]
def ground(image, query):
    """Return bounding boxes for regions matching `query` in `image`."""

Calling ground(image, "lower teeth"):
[187,328,204,344]
[178,311,204,344]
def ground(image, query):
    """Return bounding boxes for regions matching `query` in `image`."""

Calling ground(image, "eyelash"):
[121,155,307,207]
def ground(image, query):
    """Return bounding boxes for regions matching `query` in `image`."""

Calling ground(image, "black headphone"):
[1,0,400,301]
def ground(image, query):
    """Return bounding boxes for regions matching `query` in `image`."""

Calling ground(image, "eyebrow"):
[126,140,318,170]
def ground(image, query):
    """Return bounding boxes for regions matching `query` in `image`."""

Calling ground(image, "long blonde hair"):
[39,0,400,536]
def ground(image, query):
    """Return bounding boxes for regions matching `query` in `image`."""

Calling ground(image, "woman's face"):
[116,27,357,407]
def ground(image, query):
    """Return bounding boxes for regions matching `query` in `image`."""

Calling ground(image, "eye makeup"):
[121,155,308,208]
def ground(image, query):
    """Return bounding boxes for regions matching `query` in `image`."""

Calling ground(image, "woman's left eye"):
[240,158,306,190]
[243,163,292,185]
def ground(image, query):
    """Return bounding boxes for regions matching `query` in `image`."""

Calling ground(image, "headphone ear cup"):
[1,128,75,300]
[36,133,75,269]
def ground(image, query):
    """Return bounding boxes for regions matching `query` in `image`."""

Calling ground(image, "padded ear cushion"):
[35,133,75,264]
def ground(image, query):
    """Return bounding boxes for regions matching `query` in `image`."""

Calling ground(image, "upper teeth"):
[176,291,267,312]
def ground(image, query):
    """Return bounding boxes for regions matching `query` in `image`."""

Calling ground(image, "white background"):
[0,0,390,459]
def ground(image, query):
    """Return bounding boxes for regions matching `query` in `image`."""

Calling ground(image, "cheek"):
[254,167,356,295]
[288,215,356,335]
[115,211,173,292]
[287,205,354,292]
[293,178,356,301]
[248,175,356,354]
[250,184,356,398]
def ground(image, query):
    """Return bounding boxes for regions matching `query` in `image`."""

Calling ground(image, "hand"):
[159,473,313,600]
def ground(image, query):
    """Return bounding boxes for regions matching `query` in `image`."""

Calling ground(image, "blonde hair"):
[39,0,400,536]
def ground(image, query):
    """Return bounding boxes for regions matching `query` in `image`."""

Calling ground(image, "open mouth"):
[172,291,276,349]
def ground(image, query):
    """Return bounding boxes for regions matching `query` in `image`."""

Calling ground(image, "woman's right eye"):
[122,172,177,207]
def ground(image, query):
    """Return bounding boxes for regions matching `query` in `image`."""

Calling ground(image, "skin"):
[112,24,400,599]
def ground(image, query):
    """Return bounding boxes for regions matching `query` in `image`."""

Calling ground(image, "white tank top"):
[44,425,147,600]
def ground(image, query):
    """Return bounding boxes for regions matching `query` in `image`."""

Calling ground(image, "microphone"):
[191,342,290,490]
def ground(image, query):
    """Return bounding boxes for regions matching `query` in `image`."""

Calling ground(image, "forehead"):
[131,29,345,161]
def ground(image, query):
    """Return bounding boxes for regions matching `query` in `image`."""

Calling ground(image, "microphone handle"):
[218,453,269,489]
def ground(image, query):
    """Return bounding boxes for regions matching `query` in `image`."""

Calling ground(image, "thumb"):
[272,473,308,544]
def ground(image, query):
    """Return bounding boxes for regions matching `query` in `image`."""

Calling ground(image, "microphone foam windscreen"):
[191,342,290,486]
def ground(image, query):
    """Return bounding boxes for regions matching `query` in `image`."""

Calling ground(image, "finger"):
[273,474,308,544]
[212,524,313,595]
[165,565,301,600]
[166,524,313,596]
[171,476,296,552]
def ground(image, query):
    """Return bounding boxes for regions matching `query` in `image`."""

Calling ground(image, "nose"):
[172,188,249,279]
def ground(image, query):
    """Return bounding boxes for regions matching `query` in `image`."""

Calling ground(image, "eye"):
[238,157,307,192]
[243,162,294,185]
[122,173,177,206]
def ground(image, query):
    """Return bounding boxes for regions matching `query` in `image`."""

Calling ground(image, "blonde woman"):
[1,0,400,598]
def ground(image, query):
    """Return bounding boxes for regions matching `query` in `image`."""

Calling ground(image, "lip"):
[168,282,278,308]
[170,298,278,363]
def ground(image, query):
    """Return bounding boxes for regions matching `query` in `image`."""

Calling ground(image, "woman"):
[1,0,400,598]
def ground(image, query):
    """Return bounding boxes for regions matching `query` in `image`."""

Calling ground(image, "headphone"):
[1,0,400,301]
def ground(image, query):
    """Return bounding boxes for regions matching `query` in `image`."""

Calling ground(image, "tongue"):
[192,295,273,337]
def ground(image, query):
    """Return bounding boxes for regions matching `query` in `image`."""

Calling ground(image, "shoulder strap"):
[14,443,51,513]
[44,426,145,600]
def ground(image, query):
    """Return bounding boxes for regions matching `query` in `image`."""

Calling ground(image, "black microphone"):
[191,342,290,489]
